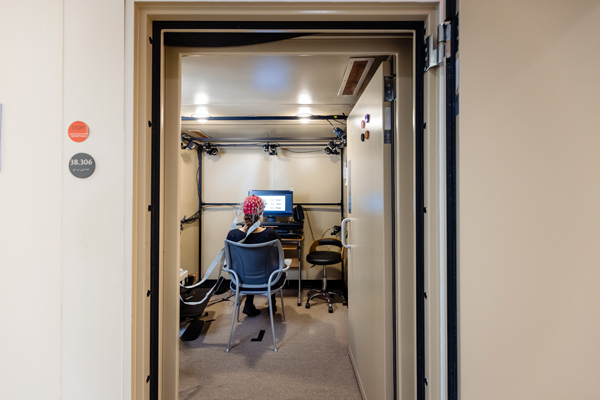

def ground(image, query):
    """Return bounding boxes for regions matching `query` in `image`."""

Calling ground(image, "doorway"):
[156,24,422,400]
[132,4,443,398]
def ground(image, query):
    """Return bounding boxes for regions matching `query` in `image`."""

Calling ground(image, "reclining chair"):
[223,239,291,352]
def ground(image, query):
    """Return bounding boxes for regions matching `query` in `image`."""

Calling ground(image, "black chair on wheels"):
[305,238,347,313]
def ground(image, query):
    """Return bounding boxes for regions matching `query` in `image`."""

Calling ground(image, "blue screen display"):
[249,190,294,218]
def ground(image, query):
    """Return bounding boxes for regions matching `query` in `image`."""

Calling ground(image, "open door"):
[344,61,395,399]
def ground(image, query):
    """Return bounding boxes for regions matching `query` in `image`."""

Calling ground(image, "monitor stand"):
[266,216,276,222]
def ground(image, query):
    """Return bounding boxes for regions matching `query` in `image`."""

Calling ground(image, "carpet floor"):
[179,289,362,400]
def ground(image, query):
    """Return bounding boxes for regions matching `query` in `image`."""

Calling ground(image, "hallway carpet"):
[179,289,362,400]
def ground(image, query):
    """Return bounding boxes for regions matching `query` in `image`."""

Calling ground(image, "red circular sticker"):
[68,121,89,142]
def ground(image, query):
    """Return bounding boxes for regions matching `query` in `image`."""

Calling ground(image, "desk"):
[179,269,188,283]
[281,236,304,306]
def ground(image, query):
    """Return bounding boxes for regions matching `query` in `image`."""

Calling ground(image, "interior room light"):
[297,92,312,104]
[296,113,312,123]
[192,114,210,123]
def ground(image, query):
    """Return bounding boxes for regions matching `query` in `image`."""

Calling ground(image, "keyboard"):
[263,221,304,229]
[278,232,303,239]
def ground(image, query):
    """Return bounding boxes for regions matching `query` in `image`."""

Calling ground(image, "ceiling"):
[180,53,388,140]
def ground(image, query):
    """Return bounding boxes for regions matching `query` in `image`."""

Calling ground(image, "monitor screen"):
[248,189,294,220]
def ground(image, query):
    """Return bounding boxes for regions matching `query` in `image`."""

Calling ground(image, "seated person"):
[226,195,282,317]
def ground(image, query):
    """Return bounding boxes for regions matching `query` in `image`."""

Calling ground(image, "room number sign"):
[69,153,95,178]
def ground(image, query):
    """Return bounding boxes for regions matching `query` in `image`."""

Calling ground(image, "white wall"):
[179,149,201,276]
[0,1,62,398]
[0,0,128,399]
[7,1,600,399]
[459,1,600,399]
[181,147,343,280]
[61,1,126,398]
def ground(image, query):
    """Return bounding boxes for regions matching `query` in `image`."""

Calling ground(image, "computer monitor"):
[248,189,294,222]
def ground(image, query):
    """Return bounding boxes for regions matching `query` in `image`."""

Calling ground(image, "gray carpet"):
[179,289,362,400]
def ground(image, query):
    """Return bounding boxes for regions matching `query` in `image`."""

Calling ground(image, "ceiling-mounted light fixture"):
[338,58,375,97]
[192,114,210,123]
[296,113,312,123]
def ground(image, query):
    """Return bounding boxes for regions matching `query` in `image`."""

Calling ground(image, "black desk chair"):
[305,238,347,313]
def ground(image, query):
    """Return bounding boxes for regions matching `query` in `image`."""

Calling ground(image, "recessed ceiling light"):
[297,92,312,105]
[296,113,312,123]
[192,114,210,123]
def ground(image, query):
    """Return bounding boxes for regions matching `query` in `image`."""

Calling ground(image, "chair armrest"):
[268,263,290,287]
[223,267,239,287]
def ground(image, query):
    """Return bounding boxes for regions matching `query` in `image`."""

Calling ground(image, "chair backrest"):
[308,237,344,257]
[224,239,284,289]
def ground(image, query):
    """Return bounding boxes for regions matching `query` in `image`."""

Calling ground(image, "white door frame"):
[129,2,446,399]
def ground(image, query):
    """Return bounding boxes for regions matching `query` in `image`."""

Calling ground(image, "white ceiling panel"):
[181,54,360,107]
[180,53,385,139]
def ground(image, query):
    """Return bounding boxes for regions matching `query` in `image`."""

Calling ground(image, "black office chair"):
[305,238,347,313]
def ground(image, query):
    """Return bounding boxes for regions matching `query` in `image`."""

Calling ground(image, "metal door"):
[344,62,395,400]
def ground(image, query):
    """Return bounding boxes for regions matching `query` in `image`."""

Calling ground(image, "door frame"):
[445,1,459,399]
[131,3,445,399]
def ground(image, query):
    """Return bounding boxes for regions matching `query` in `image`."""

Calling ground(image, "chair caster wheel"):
[343,300,348,306]
[305,303,310,309]
[328,306,333,313]
[297,301,301,306]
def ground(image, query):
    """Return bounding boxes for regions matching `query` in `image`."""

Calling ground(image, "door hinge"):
[424,22,451,71]
[384,76,395,101]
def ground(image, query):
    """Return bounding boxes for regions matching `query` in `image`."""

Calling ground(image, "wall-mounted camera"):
[204,143,218,156]
[263,142,278,156]
[324,140,340,155]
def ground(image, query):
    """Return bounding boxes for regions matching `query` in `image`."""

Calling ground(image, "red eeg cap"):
[242,195,265,216]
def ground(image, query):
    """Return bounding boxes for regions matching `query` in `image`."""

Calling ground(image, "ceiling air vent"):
[337,58,375,96]
[189,130,211,138]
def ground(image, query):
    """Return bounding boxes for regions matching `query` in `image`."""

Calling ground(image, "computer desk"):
[280,236,304,306]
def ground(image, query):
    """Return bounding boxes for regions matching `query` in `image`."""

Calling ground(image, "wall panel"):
[0,1,63,398]
[61,0,126,398]
[459,1,600,399]
[180,147,343,280]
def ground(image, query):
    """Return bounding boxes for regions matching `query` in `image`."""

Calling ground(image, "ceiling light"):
[192,114,210,123]
[194,93,209,105]
[296,113,312,123]
[297,92,312,104]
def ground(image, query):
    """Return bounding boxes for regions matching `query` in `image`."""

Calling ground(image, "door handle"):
[341,218,353,248]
